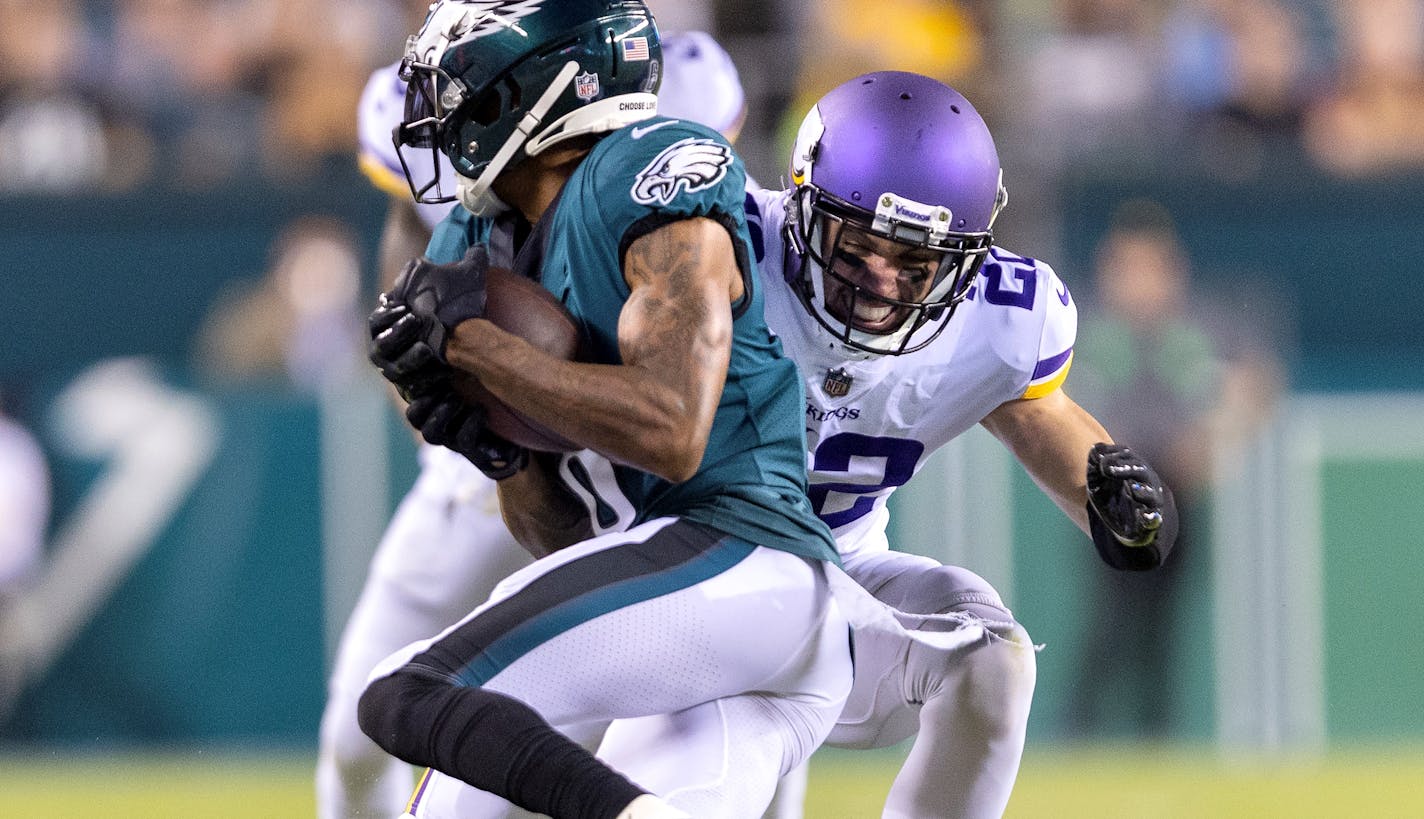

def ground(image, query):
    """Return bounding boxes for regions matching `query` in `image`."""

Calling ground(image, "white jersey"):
[357,61,459,232]
[747,188,1077,560]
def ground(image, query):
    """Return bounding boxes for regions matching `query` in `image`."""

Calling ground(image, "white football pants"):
[392,518,852,819]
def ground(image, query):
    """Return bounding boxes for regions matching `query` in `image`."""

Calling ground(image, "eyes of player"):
[835,241,939,289]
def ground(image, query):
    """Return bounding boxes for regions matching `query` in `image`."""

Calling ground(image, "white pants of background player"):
[408,542,1034,819]
[316,446,535,819]
[316,446,814,819]
[830,548,1038,819]
[383,518,852,819]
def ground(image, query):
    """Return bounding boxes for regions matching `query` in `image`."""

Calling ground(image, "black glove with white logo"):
[368,295,447,399]
[1086,443,1178,571]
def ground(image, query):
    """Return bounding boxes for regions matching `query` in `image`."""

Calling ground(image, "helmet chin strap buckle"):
[457,175,511,218]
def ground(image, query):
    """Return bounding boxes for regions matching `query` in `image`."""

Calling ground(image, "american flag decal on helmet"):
[622,36,650,61]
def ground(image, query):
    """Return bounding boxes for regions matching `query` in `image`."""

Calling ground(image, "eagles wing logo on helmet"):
[411,0,546,64]
[631,138,732,206]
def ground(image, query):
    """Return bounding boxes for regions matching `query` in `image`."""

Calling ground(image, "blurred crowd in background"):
[0,0,416,192]
[0,0,1413,383]
[5,0,1424,195]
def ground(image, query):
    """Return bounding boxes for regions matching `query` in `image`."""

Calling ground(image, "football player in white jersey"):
[397,69,1177,819]
[738,71,1176,818]
[315,30,754,819]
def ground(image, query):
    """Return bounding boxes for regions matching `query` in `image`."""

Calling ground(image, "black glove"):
[1086,443,1178,571]
[367,295,448,399]
[368,245,491,395]
[389,245,492,360]
[405,388,529,480]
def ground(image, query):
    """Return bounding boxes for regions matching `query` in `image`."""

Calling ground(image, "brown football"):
[452,266,581,452]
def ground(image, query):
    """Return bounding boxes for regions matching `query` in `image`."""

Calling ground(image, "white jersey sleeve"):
[356,61,459,232]
[976,247,1077,400]
[748,187,1078,558]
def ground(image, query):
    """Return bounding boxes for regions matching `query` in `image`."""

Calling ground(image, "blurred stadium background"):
[3,0,1424,816]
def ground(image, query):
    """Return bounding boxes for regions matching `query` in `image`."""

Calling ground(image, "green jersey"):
[427,118,837,564]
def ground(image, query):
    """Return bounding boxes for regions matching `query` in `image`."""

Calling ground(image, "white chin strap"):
[457,175,511,218]
[457,60,581,218]
[455,61,660,219]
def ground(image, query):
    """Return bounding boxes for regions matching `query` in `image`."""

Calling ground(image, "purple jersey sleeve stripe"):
[1031,346,1073,380]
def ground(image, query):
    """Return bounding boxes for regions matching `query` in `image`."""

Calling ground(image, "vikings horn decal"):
[631,138,732,206]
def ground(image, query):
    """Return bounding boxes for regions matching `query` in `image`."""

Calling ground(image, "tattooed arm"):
[444,216,742,483]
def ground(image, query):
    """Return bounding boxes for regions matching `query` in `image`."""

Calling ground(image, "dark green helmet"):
[396,0,662,215]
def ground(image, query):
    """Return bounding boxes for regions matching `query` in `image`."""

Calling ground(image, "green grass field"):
[2,745,1422,817]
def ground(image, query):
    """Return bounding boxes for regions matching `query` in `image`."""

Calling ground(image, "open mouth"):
[851,302,899,332]
[829,296,906,334]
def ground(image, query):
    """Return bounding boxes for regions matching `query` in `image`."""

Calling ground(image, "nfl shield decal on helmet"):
[575,71,601,100]
[631,137,732,206]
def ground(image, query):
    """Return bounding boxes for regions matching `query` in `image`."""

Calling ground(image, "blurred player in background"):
[1067,199,1282,738]
[655,30,747,146]
[194,215,366,392]
[316,22,763,819]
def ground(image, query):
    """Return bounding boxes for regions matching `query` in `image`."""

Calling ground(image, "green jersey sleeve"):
[544,118,754,363]
[424,206,491,264]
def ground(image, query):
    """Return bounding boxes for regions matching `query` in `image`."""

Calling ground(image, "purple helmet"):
[786,71,1008,355]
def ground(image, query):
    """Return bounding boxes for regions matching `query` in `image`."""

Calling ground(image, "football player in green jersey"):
[360,3,851,818]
